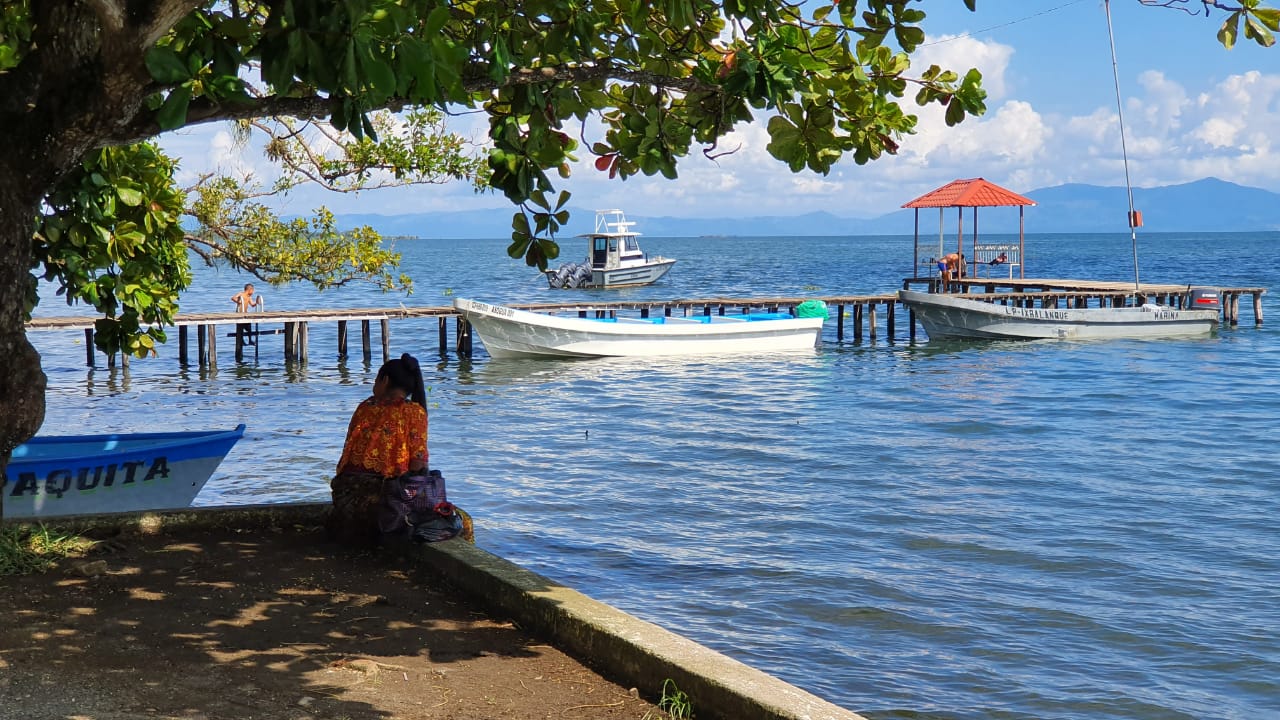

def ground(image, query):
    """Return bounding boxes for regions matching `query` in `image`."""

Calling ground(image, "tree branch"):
[103,63,719,145]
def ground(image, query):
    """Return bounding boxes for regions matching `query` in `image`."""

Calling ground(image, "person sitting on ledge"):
[328,353,428,546]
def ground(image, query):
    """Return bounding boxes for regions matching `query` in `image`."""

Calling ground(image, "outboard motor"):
[1187,287,1221,311]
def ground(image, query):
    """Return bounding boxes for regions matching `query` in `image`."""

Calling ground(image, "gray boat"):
[898,288,1220,341]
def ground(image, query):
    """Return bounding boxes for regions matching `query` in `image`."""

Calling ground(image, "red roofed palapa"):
[902,178,1036,283]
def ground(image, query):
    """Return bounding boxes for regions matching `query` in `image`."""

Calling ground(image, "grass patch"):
[0,524,98,576]
[651,678,693,719]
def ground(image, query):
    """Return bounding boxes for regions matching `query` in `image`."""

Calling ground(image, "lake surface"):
[27,229,1280,720]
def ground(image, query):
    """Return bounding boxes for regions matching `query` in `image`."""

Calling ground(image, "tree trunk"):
[0,183,49,522]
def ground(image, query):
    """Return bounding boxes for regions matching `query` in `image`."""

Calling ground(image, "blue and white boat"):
[3,425,246,519]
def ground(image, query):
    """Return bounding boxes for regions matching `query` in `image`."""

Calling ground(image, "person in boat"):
[989,252,1008,266]
[940,252,961,291]
[328,353,429,545]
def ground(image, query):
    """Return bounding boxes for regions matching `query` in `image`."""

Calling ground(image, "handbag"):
[378,469,465,542]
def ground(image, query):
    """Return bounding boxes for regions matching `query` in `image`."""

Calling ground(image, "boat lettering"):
[1003,306,1071,321]
[6,457,171,498]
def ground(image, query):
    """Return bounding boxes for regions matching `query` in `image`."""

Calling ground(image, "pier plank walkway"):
[24,279,1266,368]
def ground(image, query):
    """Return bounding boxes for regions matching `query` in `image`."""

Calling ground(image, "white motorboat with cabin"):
[453,298,827,358]
[545,209,675,289]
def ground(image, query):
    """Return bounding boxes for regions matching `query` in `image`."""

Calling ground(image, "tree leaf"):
[156,85,192,130]
[116,187,144,207]
[144,46,190,84]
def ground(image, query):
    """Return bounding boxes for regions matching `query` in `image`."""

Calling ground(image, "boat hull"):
[592,259,676,288]
[898,290,1220,340]
[4,425,246,519]
[455,298,824,358]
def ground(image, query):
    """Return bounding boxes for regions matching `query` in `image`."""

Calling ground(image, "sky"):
[158,1,1280,221]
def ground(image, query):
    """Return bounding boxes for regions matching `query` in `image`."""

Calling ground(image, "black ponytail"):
[377,353,428,410]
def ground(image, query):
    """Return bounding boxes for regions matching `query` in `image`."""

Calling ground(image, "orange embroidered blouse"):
[336,397,428,477]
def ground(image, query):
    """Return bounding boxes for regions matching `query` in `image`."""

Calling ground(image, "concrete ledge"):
[8,503,865,720]
[414,535,865,720]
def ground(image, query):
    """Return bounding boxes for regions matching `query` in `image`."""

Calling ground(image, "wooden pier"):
[24,279,1266,368]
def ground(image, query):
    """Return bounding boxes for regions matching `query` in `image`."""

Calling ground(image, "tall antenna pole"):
[1104,0,1142,290]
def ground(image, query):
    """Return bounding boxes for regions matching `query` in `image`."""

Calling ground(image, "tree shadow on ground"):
[0,515,659,720]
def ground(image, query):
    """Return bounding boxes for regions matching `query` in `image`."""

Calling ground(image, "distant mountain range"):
[335,177,1279,238]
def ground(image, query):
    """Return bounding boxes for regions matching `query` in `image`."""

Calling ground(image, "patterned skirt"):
[328,470,388,546]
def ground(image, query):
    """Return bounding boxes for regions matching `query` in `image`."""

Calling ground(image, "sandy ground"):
[0,517,665,720]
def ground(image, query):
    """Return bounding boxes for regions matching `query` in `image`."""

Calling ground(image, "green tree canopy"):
[0,0,1274,516]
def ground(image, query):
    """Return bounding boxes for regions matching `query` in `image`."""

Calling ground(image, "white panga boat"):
[898,289,1220,341]
[545,209,675,289]
[4,425,246,519]
[454,298,827,358]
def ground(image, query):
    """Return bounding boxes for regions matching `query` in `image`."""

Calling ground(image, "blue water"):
[27,231,1280,720]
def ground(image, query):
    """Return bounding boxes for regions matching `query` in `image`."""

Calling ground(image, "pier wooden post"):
[437,317,447,354]
[207,324,217,369]
[84,328,94,367]
[909,309,917,340]
[381,319,390,362]
[641,308,650,319]
[836,304,845,341]
[361,320,371,362]
[234,323,245,362]
[283,322,296,361]
[337,320,348,358]
[457,317,471,355]
[299,321,309,364]
[1230,294,1240,327]
[886,301,895,339]
[197,325,207,366]
[868,304,877,340]
[1254,292,1264,326]
[178,325,188,365]
[853,303,863,342]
